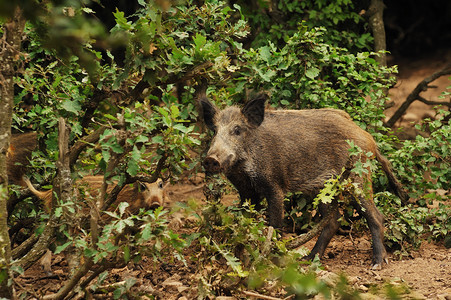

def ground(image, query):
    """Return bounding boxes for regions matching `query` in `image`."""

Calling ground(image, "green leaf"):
[259,46,271,62]
[170,105,180,118]
[55,241,72,254]
[61,100,81,114]
[152,135,164,144]
[173,123,189,133]
[104,114,118,121]
[118,201,130,216]
[212,241,248,278]
[110,143,124,154]
[113,9,132,30]
[193,33,207,52]
[140,223,153,241]
[305,67,320,79]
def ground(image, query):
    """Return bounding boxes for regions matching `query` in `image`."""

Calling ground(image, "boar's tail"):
[375,149,409,205]
[23,176,53,212]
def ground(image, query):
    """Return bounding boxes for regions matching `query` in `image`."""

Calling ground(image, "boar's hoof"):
[203,156,221,174]
[371,263,382,270]
[371,257,389,270]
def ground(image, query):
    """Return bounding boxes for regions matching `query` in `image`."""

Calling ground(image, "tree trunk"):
[0,8,26,298]
[367,0,387,66]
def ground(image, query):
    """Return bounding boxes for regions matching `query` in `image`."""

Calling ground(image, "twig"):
[11,233,39,260]
[386,64,451,127]
[242,290,284,300]
[261,226,274,256]
[348,224,355,247]
[42,259,94,300]
[12,277,40,300]
[417,95,451,107]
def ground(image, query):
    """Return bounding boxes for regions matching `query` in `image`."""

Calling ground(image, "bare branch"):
[42,259,94,300]
[69,125,107,168]
[11,233,39,260]
[386,65,451,127]
[417,95,451,107]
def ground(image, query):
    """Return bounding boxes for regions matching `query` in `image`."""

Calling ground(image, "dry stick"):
[261,226,274,257]
[386,65,451,128]
[286,203,338,250]
[242,290,285,300]
[11,233,38,260]
[42,259,94,300]
[65,261,126,299]
[12,216,57,271]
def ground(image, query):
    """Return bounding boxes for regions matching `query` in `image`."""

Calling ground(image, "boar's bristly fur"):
[200,94,408,268]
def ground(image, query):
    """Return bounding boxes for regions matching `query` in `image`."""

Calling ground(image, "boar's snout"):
[149,196,163,209]
[203,155,221,174]
[203,153,236,174]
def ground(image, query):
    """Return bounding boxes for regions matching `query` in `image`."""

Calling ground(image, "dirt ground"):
[14,51,451,299]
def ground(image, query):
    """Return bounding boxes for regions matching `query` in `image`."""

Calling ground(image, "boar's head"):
[200,94,268,175]
[134,179,167,209]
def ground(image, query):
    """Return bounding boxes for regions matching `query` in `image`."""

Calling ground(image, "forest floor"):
[16,179,451,299]
[15,51,451,299]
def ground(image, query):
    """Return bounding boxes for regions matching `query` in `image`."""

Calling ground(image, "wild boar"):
[23,175,167,214]
[7,132,37,186]
[200,93,408,267]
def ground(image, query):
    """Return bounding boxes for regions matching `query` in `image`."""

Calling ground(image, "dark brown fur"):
[200,94,408,267]
[7,132,37,186]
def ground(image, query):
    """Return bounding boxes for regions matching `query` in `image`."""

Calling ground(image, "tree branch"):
[417,95,451,107]
[69,125,107,167]
[386,64,451,127]
[42,259,94,300]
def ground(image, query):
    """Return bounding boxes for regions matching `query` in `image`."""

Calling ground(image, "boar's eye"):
[158,181,164,189]
[232,125,241,136]
[138,181,147,191]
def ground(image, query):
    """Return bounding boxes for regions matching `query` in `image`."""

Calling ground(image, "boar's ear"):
[242,93,268,127]
[199,97,218,132]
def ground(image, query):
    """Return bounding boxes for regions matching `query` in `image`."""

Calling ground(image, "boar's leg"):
[358,196,387,268]
[265,188,285,228]
[239,187,284,228]
[239,190,262,210]
[351,172,387,268]
[305,202,340,260]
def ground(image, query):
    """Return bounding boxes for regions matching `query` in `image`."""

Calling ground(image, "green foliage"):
[8,1,249,296]
[390,110,450,200]
[237,0,371,51]
[236,25,396,130]
[5,0,450,297]
[109,0,248,86]
[194,198,342,298]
